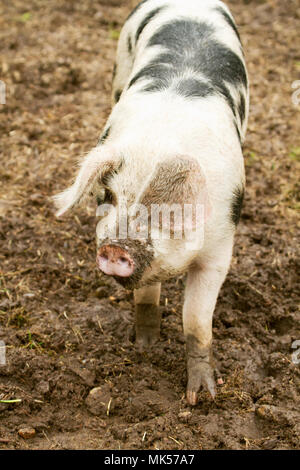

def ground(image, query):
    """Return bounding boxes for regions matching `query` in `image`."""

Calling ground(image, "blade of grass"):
[0,399,22,403]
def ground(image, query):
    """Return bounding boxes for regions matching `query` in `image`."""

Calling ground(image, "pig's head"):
[54,145,210,289]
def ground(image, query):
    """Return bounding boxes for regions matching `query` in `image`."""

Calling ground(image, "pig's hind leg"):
[183,237,234,405]
[134,283,161,349]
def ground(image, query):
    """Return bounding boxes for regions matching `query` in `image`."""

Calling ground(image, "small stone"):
[2,62,9,73]
[85,385,112,416]
[94,11,103,20]
[29,193,43,205]
[18,427,36,439]
[41,73,51,85]
[23,293,35,299]
[13,70,21,82]
[256,405,268,418]
[178,411,192,422]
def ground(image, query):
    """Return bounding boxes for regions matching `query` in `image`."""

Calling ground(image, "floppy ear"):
[140,155,211,222]
[53,146,119,217]
[136,155,211,240]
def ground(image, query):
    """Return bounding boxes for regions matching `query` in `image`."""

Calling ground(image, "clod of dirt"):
[68,360,96,387]
[95,286,110,299]
[36,380,50,395]
[85,385,112,416]
[261,438,278,450]
[255,405,298,426]
[18,427,36,439]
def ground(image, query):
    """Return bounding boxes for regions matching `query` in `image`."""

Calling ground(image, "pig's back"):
[114,0,249,144]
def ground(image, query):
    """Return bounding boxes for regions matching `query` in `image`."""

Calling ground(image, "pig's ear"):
[140,155,211,220]
[53,147,120,217]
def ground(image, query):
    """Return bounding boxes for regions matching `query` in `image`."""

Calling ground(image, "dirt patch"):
[0,0,299,450]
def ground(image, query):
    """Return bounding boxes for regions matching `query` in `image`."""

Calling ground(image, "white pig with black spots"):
[54,0,249,406]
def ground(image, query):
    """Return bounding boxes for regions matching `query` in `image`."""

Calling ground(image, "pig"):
[54,0,249,406]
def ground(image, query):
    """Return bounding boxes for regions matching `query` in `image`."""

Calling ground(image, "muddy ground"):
[0,0,299,450]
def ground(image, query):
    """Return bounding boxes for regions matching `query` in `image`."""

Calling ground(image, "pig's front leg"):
[183,241,233,405]
[134,283,161,349]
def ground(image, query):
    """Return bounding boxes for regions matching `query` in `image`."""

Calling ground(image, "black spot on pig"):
[135,7,166,43]
[238,93,246,124]
[215,6,241,42]
[176,78,213,98]
[231,186,244,226]
[112,64,117,81]
[233,121,242,145]
[98,126,111,145]
[149,20,247,86]
[219,85,237,117]
[128,20,247,119]
[114,89,122,103]
[129,59,171,91]
[127,36,132,54]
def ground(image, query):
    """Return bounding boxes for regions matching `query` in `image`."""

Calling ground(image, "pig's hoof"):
[186,361,216,406]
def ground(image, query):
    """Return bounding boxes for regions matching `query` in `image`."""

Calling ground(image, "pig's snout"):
[97,245,135,277]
